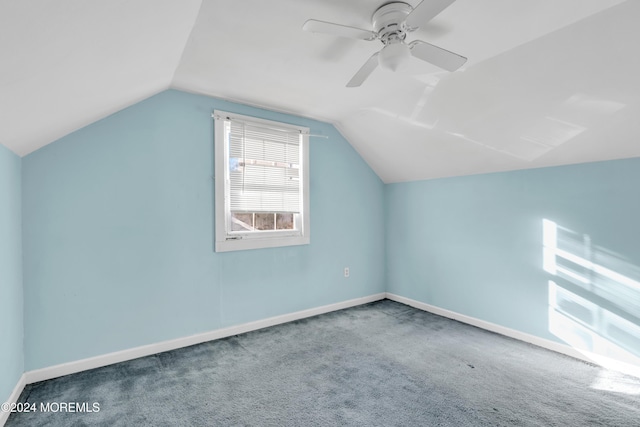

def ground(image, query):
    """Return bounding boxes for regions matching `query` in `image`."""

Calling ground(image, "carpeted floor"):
[6,300,640,426]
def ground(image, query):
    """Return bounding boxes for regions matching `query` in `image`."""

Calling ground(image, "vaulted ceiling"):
[2,0,638,183]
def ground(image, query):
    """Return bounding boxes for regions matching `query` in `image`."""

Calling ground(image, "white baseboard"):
[24,293,386,385]
[385,292,640,379]
[0,373,26,427]
[14,290,637,416]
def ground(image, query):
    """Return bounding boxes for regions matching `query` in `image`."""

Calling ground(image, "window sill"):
[215,235,310,252]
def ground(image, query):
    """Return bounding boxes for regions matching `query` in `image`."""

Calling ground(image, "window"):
[213,110,310,252]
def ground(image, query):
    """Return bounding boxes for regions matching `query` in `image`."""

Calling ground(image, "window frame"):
[213,110,310,252]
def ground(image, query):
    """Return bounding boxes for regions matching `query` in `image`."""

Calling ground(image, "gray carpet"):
[6,300,640,426]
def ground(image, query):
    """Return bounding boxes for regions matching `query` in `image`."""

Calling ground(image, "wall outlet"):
[344,267,350,278]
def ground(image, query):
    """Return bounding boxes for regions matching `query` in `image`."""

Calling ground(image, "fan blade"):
[346,52,379,87]
[409,40,466,72]
[406,0,456,30]
[303,19,376,41]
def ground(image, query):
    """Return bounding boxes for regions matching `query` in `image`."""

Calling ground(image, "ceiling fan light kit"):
[303,0,467,87]
[378,42,411,71]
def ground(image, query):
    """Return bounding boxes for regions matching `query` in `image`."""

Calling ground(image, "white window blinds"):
[226,119,302,213]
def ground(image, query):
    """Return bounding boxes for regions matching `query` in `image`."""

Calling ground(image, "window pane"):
[231,213,254,231]
[276,213,294,230]
[255,213,275,230]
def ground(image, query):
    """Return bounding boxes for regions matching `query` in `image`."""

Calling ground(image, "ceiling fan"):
[303,0,467,87]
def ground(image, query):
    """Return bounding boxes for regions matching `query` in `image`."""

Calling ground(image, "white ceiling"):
[0,0,201,156]
[1,0,638,183]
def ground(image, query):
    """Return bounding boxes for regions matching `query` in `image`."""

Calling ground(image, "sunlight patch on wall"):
[548,281,640,367]
[543,219,640,377]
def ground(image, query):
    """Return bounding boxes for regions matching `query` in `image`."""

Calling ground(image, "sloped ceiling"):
[1,0,638,183]
[0,0,202,156]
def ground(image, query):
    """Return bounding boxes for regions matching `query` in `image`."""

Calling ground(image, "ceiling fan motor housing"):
[372,2,413,45]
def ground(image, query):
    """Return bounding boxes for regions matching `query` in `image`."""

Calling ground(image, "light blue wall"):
[20,87,639,374]
[0,145,23,403]
[386,158,640,361]
[22,89,385,370]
